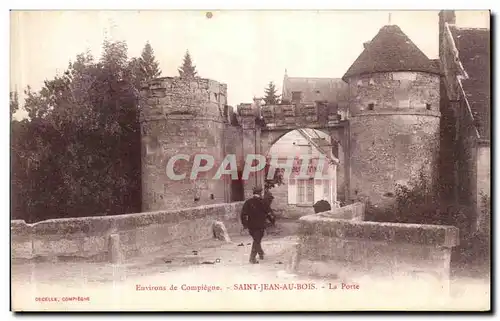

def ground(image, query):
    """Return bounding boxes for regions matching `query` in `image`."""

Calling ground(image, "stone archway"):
[257,124,350,211]
[236,103,350,203]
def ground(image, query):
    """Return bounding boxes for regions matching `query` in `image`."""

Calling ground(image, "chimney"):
[439,10,456,26]
[439,10,455,59]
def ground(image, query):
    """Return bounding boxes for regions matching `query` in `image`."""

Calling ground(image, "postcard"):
[10,9,491,312]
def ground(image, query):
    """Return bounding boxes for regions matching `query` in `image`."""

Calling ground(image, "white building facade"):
[267,129,339,210]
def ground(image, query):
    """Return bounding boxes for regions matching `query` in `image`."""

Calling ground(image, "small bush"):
[364,204,395,222]
[364,168,442,224]
[393,169,441,224]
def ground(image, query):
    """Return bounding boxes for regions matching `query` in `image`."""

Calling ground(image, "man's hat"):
[252,186,263,194]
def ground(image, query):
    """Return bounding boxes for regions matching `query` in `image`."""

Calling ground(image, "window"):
[426,103,431,110]
[367,103,375,110]
[292,91,302,102]
[297,179,314,205]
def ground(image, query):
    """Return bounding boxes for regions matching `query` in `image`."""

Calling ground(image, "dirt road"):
[11,227,490,311]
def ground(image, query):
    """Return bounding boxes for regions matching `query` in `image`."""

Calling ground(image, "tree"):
[130,42,162,88]
[140,42,162,81]
[11,39,143,223]
[10,91,19,120]
[263,81,280,105]
[178,50,198,78]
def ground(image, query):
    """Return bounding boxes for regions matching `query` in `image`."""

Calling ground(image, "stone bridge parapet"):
[11,202,244,263]
[292,210,459,294]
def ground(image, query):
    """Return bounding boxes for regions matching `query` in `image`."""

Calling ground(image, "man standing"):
[240,186,270,264]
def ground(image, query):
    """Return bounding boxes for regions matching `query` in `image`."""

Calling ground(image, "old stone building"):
[281,71,349,119]
[139,11,490,230]
[140,77,231,212]
[438,10,491,237]
[343,24,442,207]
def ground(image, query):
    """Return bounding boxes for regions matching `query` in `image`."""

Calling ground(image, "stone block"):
[83,235,107,256]
[108,234,122,264]
[32,235,81,257]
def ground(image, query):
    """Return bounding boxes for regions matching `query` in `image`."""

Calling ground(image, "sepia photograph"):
[9,8,491,312]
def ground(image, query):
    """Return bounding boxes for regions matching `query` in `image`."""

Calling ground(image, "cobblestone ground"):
[11,223,490,311]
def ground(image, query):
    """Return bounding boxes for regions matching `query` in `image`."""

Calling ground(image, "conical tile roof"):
[343,25,440,81]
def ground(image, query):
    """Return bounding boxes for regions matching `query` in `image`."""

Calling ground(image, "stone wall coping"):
[316,202,365,220]
[351,71,442,79]
[147,76,227,87]
[299,215,459,247]
[262,121,347,132]
[353,109,441,118]
[11,202,245,235]
[140,116,226,124]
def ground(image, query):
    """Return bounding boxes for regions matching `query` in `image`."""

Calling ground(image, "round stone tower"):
[343,25,441,207]
[139,77,229,212]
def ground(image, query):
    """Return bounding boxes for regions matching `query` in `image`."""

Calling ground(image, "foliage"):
[139,42,162,81]
[129,42,162,88]
[480,191,490,219]
[178,50,198,79]
[10,91,19,120]
[263,81,280,105]
[364,168,441,224]
[392,169,440,224]
[11,39,162,223]
[476,191,491,237]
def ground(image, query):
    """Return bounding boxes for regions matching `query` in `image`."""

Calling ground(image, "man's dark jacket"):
[241,196,271,230]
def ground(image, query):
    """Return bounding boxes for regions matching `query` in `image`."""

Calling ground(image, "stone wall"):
[348,72,440,114]
[315,202,365,221]
[476,143,490,235]
[455,97,480,224]
[270,186,361,220]
[269,182,315,219]
[11,202,244,262]
[271,183,288,209]
[261,104,342,129]
[347,72,441,207]
[293,215,459,292]
[140,77,230,211]
[224,125,244,201]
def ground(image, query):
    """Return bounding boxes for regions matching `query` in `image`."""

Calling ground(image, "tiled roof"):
[282,77,349,105]
[343,25,440,81]
[449,26,491,140]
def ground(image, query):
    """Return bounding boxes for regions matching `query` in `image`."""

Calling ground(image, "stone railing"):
[11,202,244,263]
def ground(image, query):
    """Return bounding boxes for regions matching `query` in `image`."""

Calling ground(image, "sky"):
[10,10,489,119]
